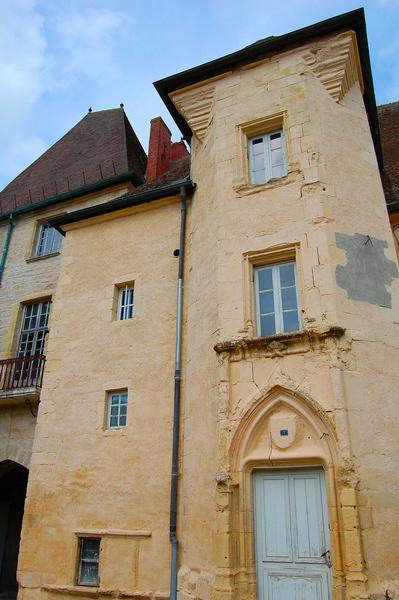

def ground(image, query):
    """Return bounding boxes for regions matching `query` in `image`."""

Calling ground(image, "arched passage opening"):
[0,460,28,599]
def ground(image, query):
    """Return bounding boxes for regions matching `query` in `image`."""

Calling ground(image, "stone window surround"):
[235,111,295,194]
[106,274,140,323]
[242,243,302,338]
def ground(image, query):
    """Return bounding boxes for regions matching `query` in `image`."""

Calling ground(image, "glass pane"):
[279,263,295,287]
[253,154,265,171]
[259,291,274,314]
[269,132,282,149]
[120,394,128,404]
[281,287,297,311]
[252,170,266,185]
[80,562,99,585]
[111,395,119,405]
[120,405,127,416]
[257,268,273,291]
[260,314,276,336]
[110,406,118,416]
[271,147,283,166]
[110,416,118,427]
[82,539,100,560]
[252,138,263,145]
[119,415,127,426]
[126,305,133,319]
[283,310,299,333]
[272,164,286,178]
[53,229,63,252]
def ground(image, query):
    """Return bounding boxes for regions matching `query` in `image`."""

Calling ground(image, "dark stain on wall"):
[335,232,399,308]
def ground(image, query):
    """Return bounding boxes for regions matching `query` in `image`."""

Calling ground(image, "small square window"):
[77,538,100,586]
[117,285,134,320]
[36,224,63,256]
[248,130,287,184]
[107,391,128,428]
[254,261,300,336]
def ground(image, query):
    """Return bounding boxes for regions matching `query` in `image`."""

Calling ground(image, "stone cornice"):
[214,326,346,359]
[170,81,217,142]
[303,31,364,101]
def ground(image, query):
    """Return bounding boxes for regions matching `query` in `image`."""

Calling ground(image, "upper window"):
[36,224,63,257]
[254,261,300,336]
[248,130,287,185]
[107,391,128,429]
[77,538,100,586]
[117,285,134,320]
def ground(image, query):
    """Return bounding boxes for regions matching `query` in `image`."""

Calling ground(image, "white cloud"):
[0,1,133,189]
[48,7,133,85]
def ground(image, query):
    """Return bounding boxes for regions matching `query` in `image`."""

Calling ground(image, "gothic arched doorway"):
[0,461,28,599]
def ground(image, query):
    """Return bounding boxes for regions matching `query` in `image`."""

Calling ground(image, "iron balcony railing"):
[0,355,46,392]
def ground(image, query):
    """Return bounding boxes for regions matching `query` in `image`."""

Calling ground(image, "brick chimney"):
[146,117,172,180]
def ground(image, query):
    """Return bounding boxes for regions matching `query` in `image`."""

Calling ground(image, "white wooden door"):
[253,469,331,600]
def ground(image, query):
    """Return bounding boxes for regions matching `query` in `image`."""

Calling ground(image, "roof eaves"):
[49,178,196,235]
[154,9,382,168]
[0,171,143,223]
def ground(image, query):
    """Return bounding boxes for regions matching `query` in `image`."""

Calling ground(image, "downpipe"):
[169,185,187,600]
[0,215,14,285]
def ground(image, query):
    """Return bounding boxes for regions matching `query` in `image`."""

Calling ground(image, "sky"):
[1,0,399,190]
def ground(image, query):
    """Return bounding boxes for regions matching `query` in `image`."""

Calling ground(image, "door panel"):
[267,570,328,600]
[259,476,292,562]
[254,469,331,600]
[291,474,326,562]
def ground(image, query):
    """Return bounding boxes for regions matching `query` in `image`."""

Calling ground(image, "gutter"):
[0,216,14,284]
[154,8,382,168]
[0,171,143,223]
[49,179,195,235]
[169,185,187,600]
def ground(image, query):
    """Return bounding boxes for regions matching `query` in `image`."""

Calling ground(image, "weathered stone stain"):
[335,232,399,307]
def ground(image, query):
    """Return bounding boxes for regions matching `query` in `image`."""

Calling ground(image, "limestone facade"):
[1,16,398,600]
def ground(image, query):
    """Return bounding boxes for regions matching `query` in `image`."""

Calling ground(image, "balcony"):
[0,355,46,405]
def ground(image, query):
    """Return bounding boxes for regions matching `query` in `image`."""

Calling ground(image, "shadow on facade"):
[0,461,28,600]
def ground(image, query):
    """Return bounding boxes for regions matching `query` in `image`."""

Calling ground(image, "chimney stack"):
[146,117,172,181]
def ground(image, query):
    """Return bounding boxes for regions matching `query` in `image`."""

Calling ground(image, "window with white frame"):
[36,224,63,257]
[117,284,134,320]
[107,391,128,428]
[254,261,300,336]
[17,300,50,357]
[248,130,286,184]
[77,538,100,586]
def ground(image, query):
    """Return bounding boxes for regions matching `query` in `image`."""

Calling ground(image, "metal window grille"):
[118,285,134,320]
[77,538,100,586]
[107,392,128,428]
[254,261,300,336]
[248,130,287,184]
[36,224,63,256]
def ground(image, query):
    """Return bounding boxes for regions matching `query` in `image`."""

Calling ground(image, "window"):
[107,391,128,428]
[77,538,100,586]
[17,300,50,357]
[248,130,286,184]
[117,285,134,320]
[254,261,300,336]
[36,224,63,257]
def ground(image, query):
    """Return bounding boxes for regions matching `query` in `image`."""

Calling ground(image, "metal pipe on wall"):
[169,184,187,600]
[0,216,14,285]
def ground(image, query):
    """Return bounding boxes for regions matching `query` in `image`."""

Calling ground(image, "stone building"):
[0,8,399,600]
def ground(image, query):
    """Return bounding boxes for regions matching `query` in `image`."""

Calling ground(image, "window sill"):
[233,170,302,197]
[214,326,346,359]
[26,252,60,263]
[42,584,163,599]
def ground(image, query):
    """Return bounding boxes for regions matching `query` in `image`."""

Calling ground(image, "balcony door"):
[14,301,50,387]
[253,469,332,600]
[17,301,50,358]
